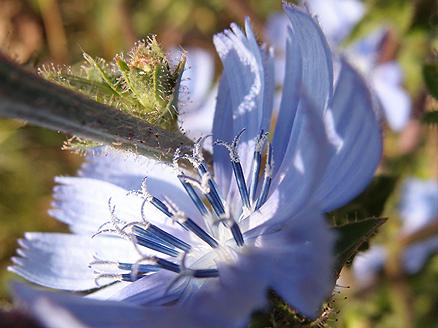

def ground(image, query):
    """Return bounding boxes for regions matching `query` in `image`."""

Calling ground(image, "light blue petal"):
[86,281,130,300]
[180,250,271,328]
[260,95,335,228]
[271,26,302,171]
[255,207,335,318]
[54,162,203,234]
[260,42,276,133]
[108,270,183,306]
[242,91,335,233]
[50,177,144,233]
[79,147,153,191]
[283,4,333,113]
[9,233,97,291]
[212,75,235,196]
[12,283,189,328]
[273,4,333,171]
[9,233,144,291]
[264,13,289,86]
[314,59,382,211]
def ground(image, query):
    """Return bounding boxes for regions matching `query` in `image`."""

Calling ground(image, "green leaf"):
[333,217,387,276]
[82,53,123,97]
[423,63,438,100]
[328,175,398,226]
[250,291,331,327]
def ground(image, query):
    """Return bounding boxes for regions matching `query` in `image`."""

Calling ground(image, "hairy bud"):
[39,36,186,131]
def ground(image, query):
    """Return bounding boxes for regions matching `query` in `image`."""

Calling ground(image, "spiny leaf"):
[82,52,123,97]
[332,217,387,276]
[328,175,398,226]
[250,291,332,327]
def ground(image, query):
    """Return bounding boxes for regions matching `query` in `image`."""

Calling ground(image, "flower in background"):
[9,4,382,327]
[178,48,217,141]
[266,0,411,131]
[353,179,438,286]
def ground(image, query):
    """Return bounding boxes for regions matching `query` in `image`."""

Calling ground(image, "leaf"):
[250,291,330,327]
[328,175,398,226]
[82,53,123,97]
[423,63,438,100]
[332,217,387,276]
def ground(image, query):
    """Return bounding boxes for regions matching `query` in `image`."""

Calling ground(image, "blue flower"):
[178,48,217,141]
[266,0,411,132]
[9,4,382,327]
[353,178,438,286]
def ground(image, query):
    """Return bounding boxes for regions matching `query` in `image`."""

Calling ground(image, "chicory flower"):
[9,4,382,327]
[353,178,438,286]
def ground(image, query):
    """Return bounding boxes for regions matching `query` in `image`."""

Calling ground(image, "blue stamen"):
[184,218,219,248]
[133,225,166,244]
[134,234,180,257]
[144,197,188,232]
[147,194,218,249]
[249,130,267,205]
[197,162,226,214]
[216,129,251,211]
[149,197,173,217]
[231,161,251,209]
[191,162,229,225]
[204,191,225,217]
[192,269,219,278]
[256,143,273,210]
[118,262,160,273]
[155,257,181,273]
[230,222,245,246]
[133,224,191,252]
[121,273,145,282]
[178,176,209,216]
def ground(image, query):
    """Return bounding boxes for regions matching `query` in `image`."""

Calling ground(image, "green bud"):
[39,36,186,131]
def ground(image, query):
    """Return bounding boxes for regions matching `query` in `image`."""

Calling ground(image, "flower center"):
[89,130,273,287]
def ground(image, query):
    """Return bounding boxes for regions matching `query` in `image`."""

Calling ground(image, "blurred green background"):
[0,0,437,327]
